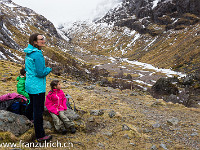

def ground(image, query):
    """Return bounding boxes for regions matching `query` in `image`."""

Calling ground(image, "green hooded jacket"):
[16,76,30,102]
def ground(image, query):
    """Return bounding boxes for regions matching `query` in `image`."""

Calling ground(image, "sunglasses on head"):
[37,36,45,41]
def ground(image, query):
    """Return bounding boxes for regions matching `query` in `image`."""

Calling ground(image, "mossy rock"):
[0,128,34,143]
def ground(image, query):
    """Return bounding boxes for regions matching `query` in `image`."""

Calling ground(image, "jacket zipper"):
[56,91,59,112]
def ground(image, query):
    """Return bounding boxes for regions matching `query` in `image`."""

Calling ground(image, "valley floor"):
[70,51,186,89]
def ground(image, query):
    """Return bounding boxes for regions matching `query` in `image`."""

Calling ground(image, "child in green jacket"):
[16,68,30,103]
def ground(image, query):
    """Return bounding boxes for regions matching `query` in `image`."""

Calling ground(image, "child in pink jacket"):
[45,80,76,134]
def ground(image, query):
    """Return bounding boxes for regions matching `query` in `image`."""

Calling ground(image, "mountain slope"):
[58,0,200,107]
[0,0,89,79]
[60,0,200,74]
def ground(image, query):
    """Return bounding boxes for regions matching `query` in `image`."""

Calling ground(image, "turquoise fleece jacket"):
[24,44,52,94]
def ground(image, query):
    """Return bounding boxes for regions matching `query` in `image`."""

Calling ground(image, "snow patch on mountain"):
[152,0,160,9]
[127,33,140,47]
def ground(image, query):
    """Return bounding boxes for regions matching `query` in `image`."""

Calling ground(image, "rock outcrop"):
[0,110,33,136]
[98,0,200,32]
[151,74,200,107]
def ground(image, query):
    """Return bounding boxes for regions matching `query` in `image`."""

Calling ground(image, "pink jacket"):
[45,89,67,115]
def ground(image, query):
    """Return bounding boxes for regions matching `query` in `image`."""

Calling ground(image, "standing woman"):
[24,33,52,142]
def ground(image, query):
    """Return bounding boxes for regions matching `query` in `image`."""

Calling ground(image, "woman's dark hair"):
[50,80,59,91]
[20,67,26,76]
[29,33,42,49]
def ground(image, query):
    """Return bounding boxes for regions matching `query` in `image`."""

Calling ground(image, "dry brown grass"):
[0,60,199,150]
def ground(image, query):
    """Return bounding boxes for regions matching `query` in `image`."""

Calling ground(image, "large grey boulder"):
[0,110,33,136]
[151,78,179,96]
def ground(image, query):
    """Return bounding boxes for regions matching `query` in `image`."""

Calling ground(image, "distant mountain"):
[60,0,200,74]
[0,0,199,81]
[98,0,200,33]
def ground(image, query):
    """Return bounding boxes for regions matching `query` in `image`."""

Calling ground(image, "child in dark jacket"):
[45,80,76,134]
[16,68,30,103]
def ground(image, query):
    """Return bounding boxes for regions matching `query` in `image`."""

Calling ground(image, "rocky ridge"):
[98,0,200,31]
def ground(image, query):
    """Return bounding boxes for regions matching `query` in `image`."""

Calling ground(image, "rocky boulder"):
[151,74,200,107]
[151,77,179,97]
[0,110,33,136]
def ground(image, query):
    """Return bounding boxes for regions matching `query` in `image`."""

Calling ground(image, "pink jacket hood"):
[45,89,67,115]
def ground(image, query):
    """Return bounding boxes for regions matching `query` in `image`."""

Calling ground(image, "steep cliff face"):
[98,0,200,32]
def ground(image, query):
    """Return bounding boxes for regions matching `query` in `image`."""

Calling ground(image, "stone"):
[71,82,80,86]
[108,110,116,118]
[102,131,113,137]
[143,129,152,133]
[43,120,52,129]
[152,123,161,128]
[160,143,168,150]
[130,92,138,96]
[97,143,105,148]
[88,117,95,122]
[130,143,135,146]
[151,78,179,96]
[164,94,180,104]
[0,110,33,136]
[151,145,158,150]
[123,134,131,139]
[90,110,104,116]
[83,85,95,90]
[167,118,179,126]
[122,124,131,131]
[191,132,198,136]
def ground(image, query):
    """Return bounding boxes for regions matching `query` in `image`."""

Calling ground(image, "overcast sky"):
[12,0,122,27]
